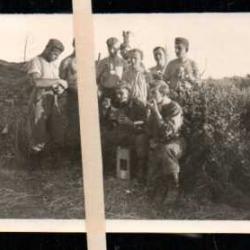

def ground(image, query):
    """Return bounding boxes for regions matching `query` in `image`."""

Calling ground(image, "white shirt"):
[27,56,59,80]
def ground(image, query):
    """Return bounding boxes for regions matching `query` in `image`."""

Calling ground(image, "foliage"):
[174,78,250,207]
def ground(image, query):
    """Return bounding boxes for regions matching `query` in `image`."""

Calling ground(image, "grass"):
[104,176,250,220]
[0,61,84,219]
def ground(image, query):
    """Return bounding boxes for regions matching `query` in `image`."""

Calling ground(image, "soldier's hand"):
[118,115,133,126]
[58,79,68,90]
[150,99,159,113]
[52,84,64,95]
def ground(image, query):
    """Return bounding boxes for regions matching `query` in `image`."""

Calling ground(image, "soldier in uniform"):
[96,37,125,99]
[164,37,200,93]
[150,47,168,81]
[147,80,185,203]
[122,49,149,105]
[59,39,80,148]
[26,39,68,153]
[101,82,148,179]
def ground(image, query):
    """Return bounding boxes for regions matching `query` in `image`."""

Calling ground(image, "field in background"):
[0,61,84,218]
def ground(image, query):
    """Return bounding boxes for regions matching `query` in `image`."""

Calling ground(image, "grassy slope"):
[0,61,84,219]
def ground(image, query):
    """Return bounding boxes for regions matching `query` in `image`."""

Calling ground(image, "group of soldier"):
[20,38,79,157]
[21,33,201,201]
[97,32,201,201]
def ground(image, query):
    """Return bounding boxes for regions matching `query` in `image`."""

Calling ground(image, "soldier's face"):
[102,98,111,109]
[154,50,165,64]
[175,44,187,59]
[131,51,141,69]
[150,88,163,104]
[46,48,62,62]
[120,46,129,59]
[108,44,119,57]
[116,88,129,104]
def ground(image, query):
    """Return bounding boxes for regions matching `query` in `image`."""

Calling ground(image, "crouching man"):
[100,82,148,180]
[147,80,185,203]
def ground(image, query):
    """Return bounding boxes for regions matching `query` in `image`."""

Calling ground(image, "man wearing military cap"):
[100,81,148,180]
[26,38,68,153]
[96,37,125,99]
[164,37,200,93]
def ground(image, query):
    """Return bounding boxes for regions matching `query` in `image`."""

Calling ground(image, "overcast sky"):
[0,14,73,64]
[1,14,250,78]
[94,13,250,78]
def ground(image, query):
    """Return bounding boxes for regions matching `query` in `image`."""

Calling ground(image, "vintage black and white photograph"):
[0,14,84,219]
[94,13,250,220]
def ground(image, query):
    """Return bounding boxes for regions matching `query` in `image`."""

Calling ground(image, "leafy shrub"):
[174,79,250,207]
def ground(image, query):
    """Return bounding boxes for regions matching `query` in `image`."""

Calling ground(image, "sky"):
[1,14,250,78]
[94,13,250,78]
[0,14,73,64]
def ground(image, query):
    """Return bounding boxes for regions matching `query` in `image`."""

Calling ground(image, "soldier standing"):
[122,49,149,105]
[150,46,168,81]
[26,39,68,153]
[96,37,125,99]
[59,39,80,148]
[164,37,200,93]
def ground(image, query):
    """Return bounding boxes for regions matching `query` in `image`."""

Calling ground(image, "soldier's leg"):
[101,128,119,175]
[29,94,53,152]
[161,139,184,203]
[146,148,162,199]
[134,133,148,181]
[48,93,68,147]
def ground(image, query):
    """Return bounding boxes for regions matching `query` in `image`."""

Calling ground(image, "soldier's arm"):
[30,73,66,88]
[59,57,70,80]
[163,63,171,84]
[27,57,66,88]
[96,59,106,85]
[187,60,201,85]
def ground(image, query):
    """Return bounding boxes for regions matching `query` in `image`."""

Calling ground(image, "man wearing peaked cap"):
[106,37,120,47]
[164,37,200,93]
[24,39,68,154]
[46,38,65,53]
[96,37,125,99]
[175,37,189,51]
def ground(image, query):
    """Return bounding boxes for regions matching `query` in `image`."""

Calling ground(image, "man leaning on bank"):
[27,39,68,153]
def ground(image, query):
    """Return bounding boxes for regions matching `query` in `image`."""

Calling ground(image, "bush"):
[174,79,250,207]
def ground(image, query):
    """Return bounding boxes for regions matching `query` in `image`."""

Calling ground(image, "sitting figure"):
[100,82,148,180]
[147,80,185,203]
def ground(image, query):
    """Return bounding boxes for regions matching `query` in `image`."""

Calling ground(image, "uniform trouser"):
[28,90,67,150]
[101,127,148,177]
[66,88,80,147]
[147,137,185,190]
